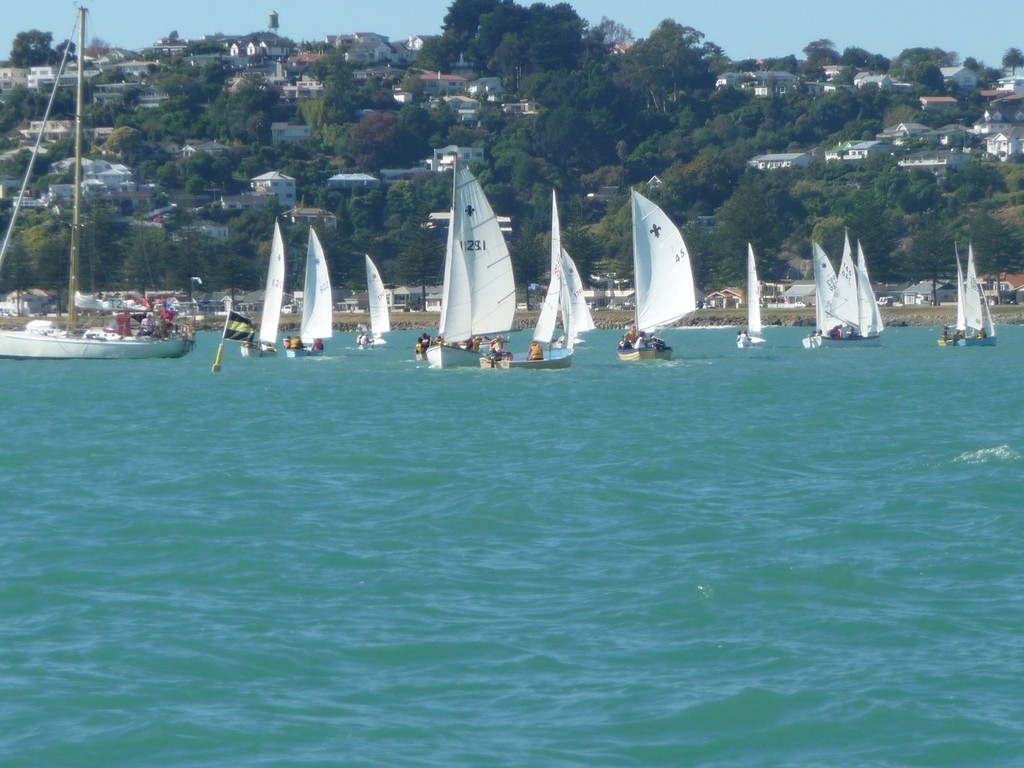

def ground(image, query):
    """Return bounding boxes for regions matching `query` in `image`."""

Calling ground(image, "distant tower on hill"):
[268,11,279,35]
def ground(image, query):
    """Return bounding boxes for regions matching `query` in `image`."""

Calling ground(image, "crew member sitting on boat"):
[634,331,648,350]
[829,325,843,339]
[942,326,951,342]
[617,332,633,351]
[528,341,544,361]
[290,336,305,350]
[649,333,666,350]
[488,336,510,362]
[139,313,156,337]
[312,338,324,351]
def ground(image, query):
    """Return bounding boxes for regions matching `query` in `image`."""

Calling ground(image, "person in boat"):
[488,336,507,362]
[312,338,324,351]
[617,332,633,351]
[290,336,305,350]
[528,341,544,361]
[649,333,666,350]
[942,326,951,342]
[139,313,156,337]
[829,325,843,339]
[634,331,648,350]
[977,327,986,339]
[737,329,748,344]
[283,335,292,349]
[626,324,638,345]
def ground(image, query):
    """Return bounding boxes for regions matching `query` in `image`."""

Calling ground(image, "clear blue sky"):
[2,0,1016,70]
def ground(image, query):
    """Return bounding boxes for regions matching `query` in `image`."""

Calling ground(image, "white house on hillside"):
[940,66,978,93]
[250,171,296,206]
[985,126,1024,160]
[746,152,812,170]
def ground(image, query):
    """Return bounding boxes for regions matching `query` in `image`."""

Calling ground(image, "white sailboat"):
[360,254,390,347]
[286,228,332,357]
[616,190,697,361]
[482,190,573,369]
[426,163,516,368]
[559,248,596,347]
[803,232,882,348]
[242,221,286,357]
[737,243,766,348]
[939,244,996,347]
[0,8,194,361]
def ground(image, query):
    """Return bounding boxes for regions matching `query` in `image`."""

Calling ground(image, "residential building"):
[270,123,312,145]
[251,171,296,206]
[428,145,484,171]
[419,72,468,98]
[985,126,1024,160]
[0,67,28,94]
[897,150,971,174]
[282,75,325,100]
[327,173,381,190]
[747,152,813,170]
[826,140,894,162]
[940,66,978,93]
[920,96,959,114]
[877,122,930,143]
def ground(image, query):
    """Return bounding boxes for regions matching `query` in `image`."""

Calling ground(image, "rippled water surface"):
[2,326,1022,766]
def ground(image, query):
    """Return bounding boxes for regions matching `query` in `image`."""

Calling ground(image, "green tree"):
[9,30,62,67]
[1002,47,1024,74]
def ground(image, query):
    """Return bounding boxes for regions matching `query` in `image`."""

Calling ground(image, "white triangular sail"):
[365,254,391,338]
[856,240,883,337]
[456,164,515,339]
[534,191,563,344]
[561,248,595,342]
[259,221,286,347]
[747,244,763,337]
[299,228,333,344]
[953,246,966,332]
[436,203,471,341]
[965,244,995,338]
[828,231,860,329]
[631,190,696,333]
[811,241,837,333]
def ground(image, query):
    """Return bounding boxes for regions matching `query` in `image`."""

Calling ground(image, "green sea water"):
[2,325,1022,767]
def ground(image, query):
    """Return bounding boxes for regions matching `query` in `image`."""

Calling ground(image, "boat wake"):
[953,445,1020,464]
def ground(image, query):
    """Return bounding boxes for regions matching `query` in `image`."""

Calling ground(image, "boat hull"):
[285,347,324,358]
[737,335,766,348]
[821,334,881,348]
[938,336,996,347]
[0,328,193,359]
[805,333,881,349]
[617,346,672,362]
[425,343,482,368]
[241,344,277,358]
[480,349,573,370]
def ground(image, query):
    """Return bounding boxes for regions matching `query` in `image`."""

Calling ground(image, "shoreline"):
[3,306,1021,333]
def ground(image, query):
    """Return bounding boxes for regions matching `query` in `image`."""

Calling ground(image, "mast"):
[67,6,86,331]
